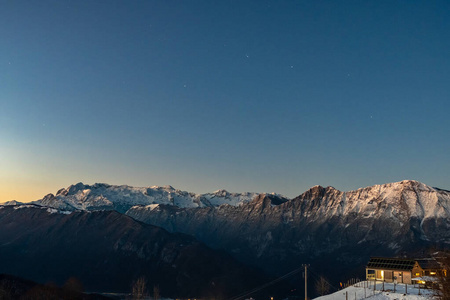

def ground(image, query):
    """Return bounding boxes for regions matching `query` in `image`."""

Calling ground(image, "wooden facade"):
[413,258,441,277]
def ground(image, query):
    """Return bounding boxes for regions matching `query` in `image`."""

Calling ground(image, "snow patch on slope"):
[46,208,72,215]
[300,180,450,221]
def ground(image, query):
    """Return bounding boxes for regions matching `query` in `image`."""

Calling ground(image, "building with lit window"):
[365,257,441,284]
[366,257,415,284]
[414,258,441,277]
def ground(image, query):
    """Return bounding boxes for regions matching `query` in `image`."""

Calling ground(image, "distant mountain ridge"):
[29,182,284,213]
[23,179,450,258]
[6,181,450,251]
[19,180,450,218]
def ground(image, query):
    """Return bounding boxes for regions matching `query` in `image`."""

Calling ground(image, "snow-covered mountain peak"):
[67,182,88,193]
[351,180,432,194]
[212,189,230,196]
[148,185,176,191]
[0,200,23,206]
[27,179,450,231]
[33,183,262,212]
[310,185,324,189]
[301,185,328,199]
[290,180,450,237]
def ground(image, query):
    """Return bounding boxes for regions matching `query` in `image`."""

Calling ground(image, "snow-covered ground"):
[314,281,435,300]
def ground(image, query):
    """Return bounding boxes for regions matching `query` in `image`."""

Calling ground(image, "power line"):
[227,263,342,300]
[227,266,304,300]
[307,266,339,293]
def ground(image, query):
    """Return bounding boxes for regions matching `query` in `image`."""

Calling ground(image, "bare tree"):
[132,277,148,300]
[153,285,160,300]
[63,277,84,294]
[435,253,450,300]
[315,276,330,296]
[0,279,13,300]
[22,285,58,300]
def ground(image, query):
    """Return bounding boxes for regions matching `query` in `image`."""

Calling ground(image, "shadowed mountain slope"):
[0,205,278,298]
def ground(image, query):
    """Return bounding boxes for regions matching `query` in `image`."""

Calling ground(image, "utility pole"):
[302,264,310,300]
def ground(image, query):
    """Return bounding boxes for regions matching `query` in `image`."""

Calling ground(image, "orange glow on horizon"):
[0,182,62,203]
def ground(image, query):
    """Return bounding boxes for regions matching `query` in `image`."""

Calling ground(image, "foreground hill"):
[0,205,276,298]
[0,274,111,300]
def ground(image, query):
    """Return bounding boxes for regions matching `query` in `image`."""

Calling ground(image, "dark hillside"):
[0,206,282,298]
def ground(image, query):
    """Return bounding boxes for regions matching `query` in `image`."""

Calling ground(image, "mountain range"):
[2,180,450,298]
[30,182,280,212]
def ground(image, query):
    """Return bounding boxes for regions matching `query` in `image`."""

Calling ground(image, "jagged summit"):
[250,193,289,208]
[350,179,431,192]
[302,180,437,195]
[212,189,230,195]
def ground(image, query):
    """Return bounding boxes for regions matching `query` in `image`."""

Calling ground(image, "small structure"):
[414,258,441,277]
[366,257,415,284]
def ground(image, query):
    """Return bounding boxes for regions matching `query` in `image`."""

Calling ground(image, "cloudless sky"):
[1,1,449,202]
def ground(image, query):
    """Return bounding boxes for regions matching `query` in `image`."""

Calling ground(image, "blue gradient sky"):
[1,1,449,202]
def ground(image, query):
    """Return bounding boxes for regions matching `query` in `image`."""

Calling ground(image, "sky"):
[1,1,449,202]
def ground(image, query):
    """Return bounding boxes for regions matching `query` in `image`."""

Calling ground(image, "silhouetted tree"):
[63,277,84,294]
[132,277,147,300]
[0,279,13,300]
[315,276,330,296]
[153,285,160,300]
[435,253,450,300]
[22,285,58,300]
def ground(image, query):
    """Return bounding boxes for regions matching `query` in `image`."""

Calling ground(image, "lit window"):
[430,272,436,275]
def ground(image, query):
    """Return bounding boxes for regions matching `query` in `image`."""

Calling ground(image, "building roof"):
[367,257,416,271]
[415,258,441,270]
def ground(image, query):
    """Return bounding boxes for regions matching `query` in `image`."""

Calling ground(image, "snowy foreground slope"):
[314,281,434,300]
